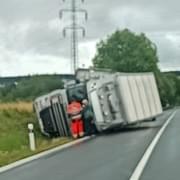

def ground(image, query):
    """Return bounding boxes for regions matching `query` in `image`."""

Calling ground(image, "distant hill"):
[0,74,76,102]
[0,74,75,87]
[163,71,180,76]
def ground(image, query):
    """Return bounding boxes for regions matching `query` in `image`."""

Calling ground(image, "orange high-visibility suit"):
[67,101,84,138]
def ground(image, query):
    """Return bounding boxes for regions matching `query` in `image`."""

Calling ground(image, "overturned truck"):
[34,69,163,137]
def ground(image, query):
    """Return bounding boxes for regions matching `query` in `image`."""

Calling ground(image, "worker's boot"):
[79,132,84,137]
[72,134,78,139]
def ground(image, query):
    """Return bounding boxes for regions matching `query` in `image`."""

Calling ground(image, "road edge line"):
[0,136,92,174]
[129,110,177,180]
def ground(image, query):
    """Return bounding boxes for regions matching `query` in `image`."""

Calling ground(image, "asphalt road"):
[141,109,180,180]
[0,110,173,180]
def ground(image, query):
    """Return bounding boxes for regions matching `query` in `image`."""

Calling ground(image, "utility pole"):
[59,0,88,74]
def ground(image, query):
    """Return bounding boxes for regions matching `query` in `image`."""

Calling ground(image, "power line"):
[59,0,88,74]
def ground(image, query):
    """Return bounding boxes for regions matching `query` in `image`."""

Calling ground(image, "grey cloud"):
[0,0,60,23]
[148,32,180,70]
[0,0,180,75]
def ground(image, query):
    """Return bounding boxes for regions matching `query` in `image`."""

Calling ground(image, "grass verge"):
[0,102,72,167]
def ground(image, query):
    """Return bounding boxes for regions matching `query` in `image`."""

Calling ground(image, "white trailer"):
[115,73,162,123]
[86,72,162,131]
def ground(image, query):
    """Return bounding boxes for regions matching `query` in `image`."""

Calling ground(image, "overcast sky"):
[0,0,180,76]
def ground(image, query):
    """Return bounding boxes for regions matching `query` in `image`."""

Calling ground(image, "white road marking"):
[129,111,177,180]
[0,136,91,174]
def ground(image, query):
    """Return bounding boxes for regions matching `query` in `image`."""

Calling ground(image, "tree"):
[156,73,177,107]
[161,73,180,106]
[93,29,159,73]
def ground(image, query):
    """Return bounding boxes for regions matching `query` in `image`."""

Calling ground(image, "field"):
[0,102,71,167]
[0,102,33,112]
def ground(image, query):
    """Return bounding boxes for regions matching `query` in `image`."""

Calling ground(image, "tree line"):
[0,75,64,102]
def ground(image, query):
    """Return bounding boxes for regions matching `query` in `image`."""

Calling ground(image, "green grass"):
[0,109,72,167]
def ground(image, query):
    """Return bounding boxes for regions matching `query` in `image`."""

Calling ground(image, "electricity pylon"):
[59,0,88,73]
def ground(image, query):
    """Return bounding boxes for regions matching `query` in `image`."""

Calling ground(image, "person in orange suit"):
[67,101,84,138]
